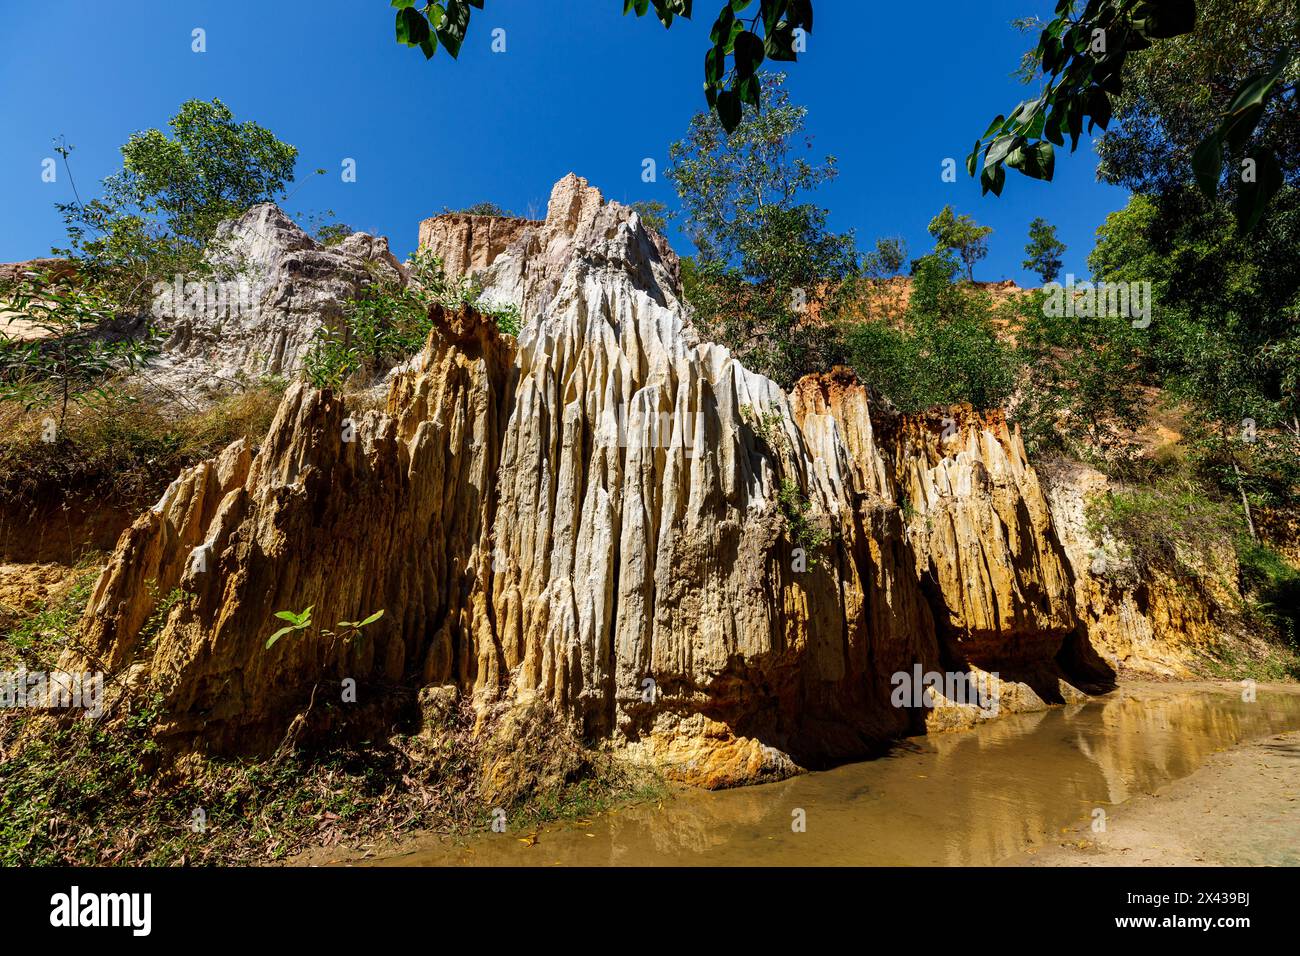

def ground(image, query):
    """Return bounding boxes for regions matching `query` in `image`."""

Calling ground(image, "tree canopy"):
[56,98,298,307]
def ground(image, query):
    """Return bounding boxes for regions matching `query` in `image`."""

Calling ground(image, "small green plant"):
[302,252,523,391]
[777,477,830,563]
[265,606,384,649]
[741,404,788,452]
[140,582,185,647]
[480,301,521,336]
[332,609,385,641]
[265,606,314,649]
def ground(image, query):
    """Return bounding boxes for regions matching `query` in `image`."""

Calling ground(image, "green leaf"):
[338,609,386,629]
[1066,99,1083,150]
[709,7,734,45]
[981,114,1007,140]
[1087,88,1111,132]
[1044,107,1065,147]
[733,30,765,77]
[984,134,1017,169]
[716,88,742,132]
[266,625,295,650]
[1236,150,1284,234]
[704,46,724,84]
[1219,61,1287,151]
[273,606,313,626]
[766,22,798,61]
[1022,141,1056,180]
[980,163,1006,197]
[1191,132,1223,198]
[789,0,812,30]
[436,0,470,58]
[397,7,429,46]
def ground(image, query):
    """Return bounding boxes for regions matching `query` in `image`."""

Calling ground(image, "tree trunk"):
[1232,457,1258,543]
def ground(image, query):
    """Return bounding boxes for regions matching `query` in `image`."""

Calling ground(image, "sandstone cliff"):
[55,175,1221,789]
[149,205,406,395]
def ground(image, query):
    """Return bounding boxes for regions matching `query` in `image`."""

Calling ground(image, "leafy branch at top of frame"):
[973,0,1295,232]
[391,1,813,135]
[970,1,1197,199]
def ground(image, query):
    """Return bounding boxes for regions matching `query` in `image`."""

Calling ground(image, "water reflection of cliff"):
[384,685,1300,867]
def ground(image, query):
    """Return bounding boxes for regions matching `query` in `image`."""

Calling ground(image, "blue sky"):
[0,1,1130,283]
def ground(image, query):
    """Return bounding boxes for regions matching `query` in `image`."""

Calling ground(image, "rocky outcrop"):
[68,302,512,752]
[60,175,1098,788]
[1042,460,1230,678]
[0,258,77,286]
[417,213,535,280]
[422,176,682,320]
[887,407,1076,669]
[148,204,405,395]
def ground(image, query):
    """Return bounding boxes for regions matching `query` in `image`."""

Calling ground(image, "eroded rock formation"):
[150,204,406,394]
[418,213,535,280]
[58,175,1167,788]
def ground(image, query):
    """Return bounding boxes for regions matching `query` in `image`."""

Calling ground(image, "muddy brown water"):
[371,682,1300,866]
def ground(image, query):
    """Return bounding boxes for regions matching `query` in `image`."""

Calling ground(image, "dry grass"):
[0,380,285,512]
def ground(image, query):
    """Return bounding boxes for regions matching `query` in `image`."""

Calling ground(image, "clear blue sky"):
[0,0,1129,283]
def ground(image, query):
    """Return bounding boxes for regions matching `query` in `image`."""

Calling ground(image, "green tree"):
[56,99,299,309]
[1012,287,1147,458]
[667,74,855,387]
[629,200,671,233]
[844,252,1019,412]
[1022,217,1066,284]
[1089,187,1300,531]
[1096,0,1299,197]
[861,237,908,279]
[927,206,993,281]
[667,73,839,266]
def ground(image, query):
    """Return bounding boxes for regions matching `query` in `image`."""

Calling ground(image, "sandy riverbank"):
[1011,729,1300,866]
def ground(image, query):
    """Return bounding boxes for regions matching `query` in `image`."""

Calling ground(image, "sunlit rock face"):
[63,175,1107,788]
[1042,459,1233,679]
[149,203,406,395]
[417,213,534,281]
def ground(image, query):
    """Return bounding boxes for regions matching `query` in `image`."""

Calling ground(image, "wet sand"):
[1013,728,1300,866]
